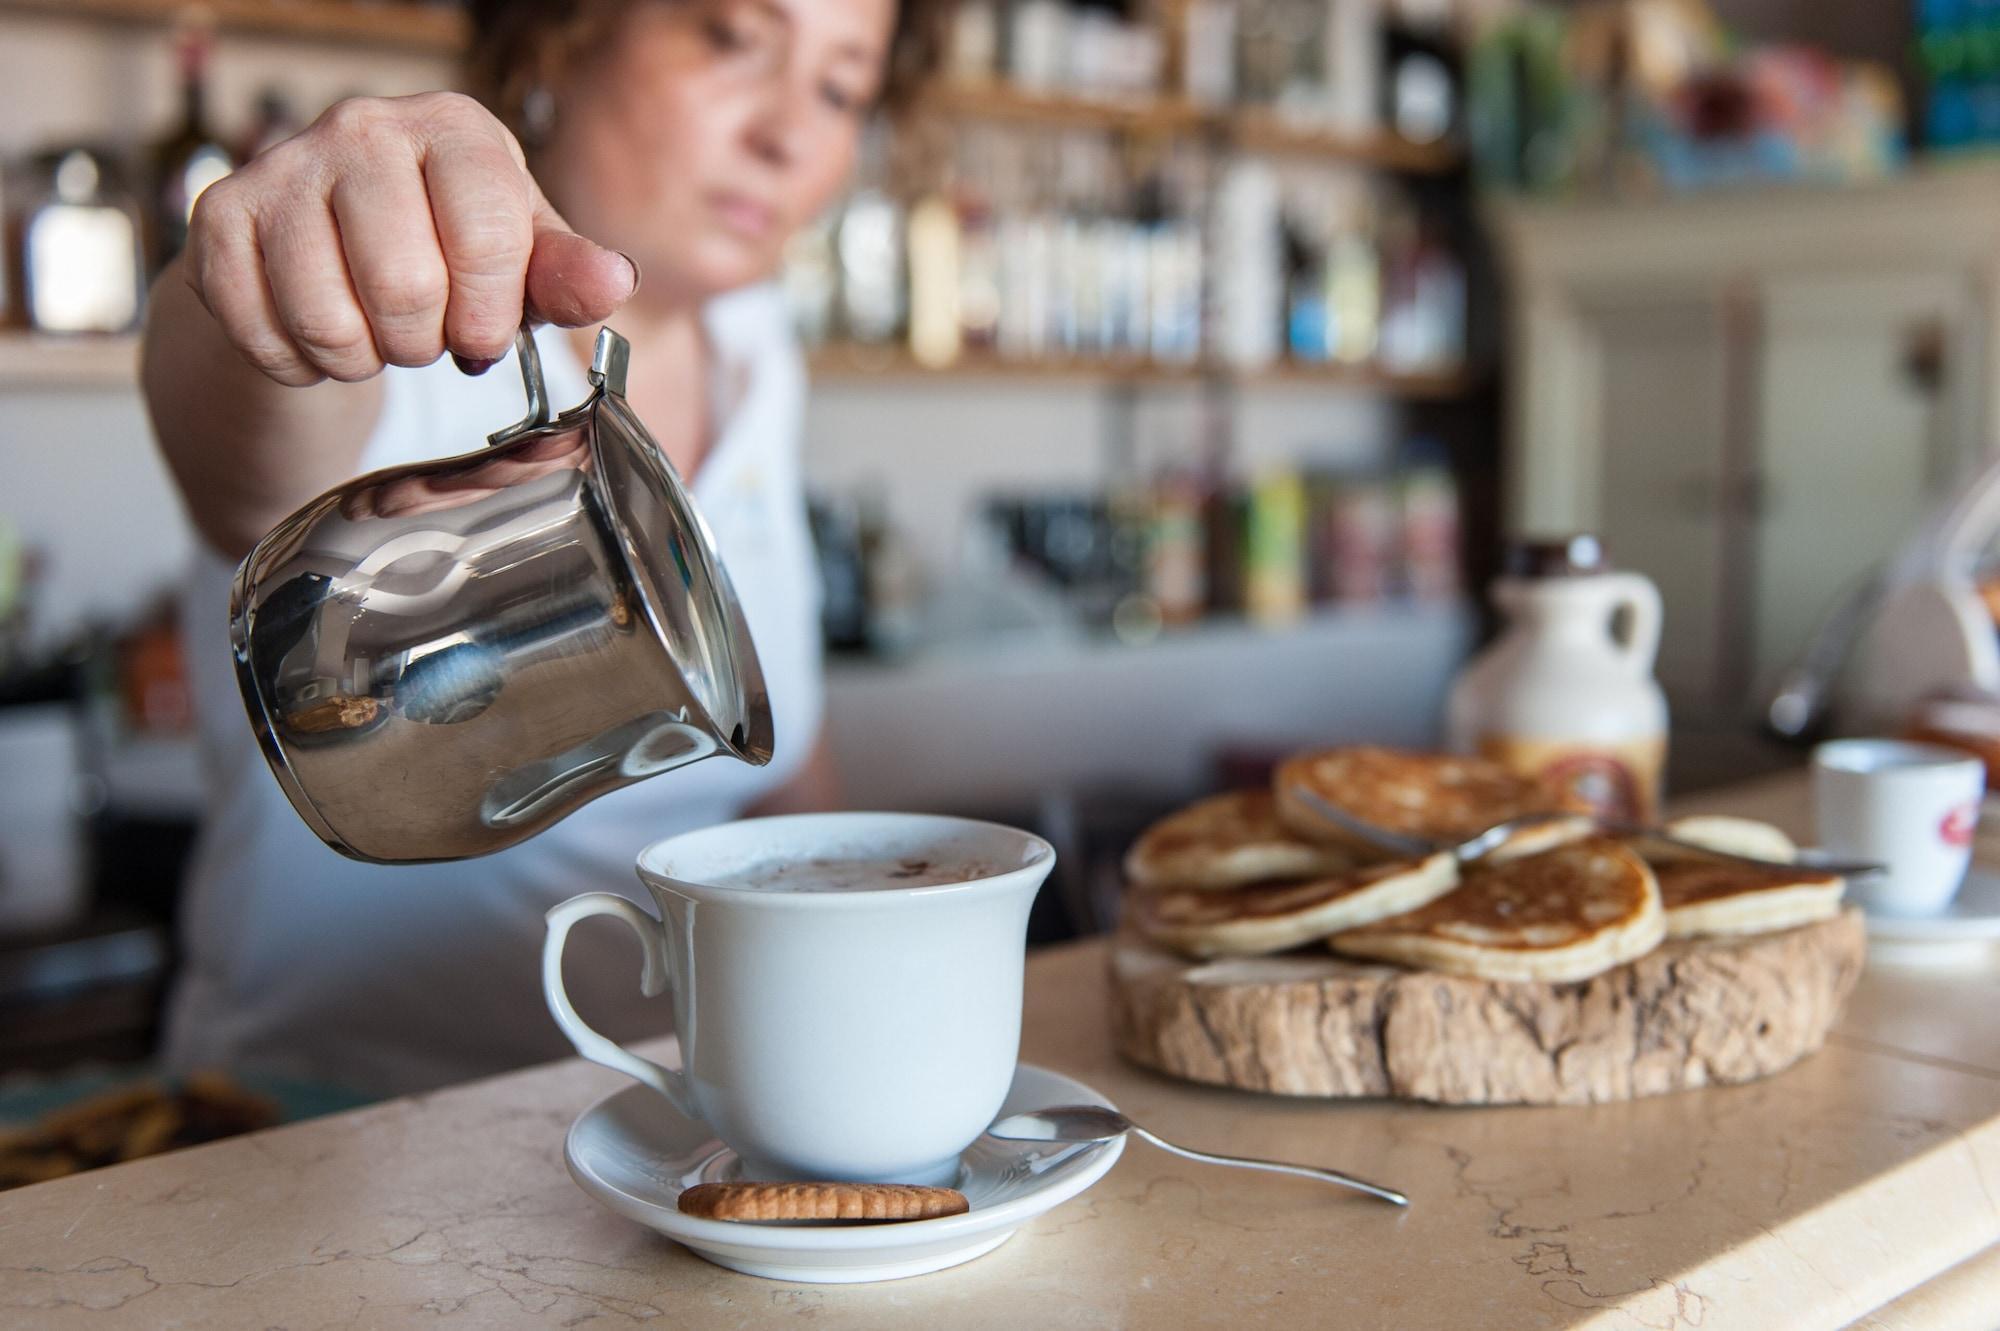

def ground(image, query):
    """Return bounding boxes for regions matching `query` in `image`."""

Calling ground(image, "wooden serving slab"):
[1109,908,1865,1106]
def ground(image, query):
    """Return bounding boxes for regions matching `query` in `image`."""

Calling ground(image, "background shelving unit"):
[0,0,467,50]
[0,0,1477,396]
[0,0,466,49]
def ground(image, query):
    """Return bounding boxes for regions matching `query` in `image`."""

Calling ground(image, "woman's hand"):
[183,91,637,387]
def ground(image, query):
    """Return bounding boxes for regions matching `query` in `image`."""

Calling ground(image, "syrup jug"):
[1447,536,1668,821]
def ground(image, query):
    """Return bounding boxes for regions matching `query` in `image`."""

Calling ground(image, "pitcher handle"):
[487,323,551,447]
[1606,574,1664,676]
[542,892,696,1118]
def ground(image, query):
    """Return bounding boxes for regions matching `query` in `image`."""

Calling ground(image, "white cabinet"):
[1494,170,2000,720]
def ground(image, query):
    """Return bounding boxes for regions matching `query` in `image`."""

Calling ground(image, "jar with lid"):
[1447,536,1669,821]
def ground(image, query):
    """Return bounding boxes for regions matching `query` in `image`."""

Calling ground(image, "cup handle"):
[542,892,696,1118]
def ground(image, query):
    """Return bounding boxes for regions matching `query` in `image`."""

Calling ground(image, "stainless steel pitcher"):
[228,327,774,864]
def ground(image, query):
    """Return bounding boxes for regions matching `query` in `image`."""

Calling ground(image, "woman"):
[143,0,925,1096]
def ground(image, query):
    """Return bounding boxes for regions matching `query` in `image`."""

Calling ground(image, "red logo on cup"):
[1941,804,1979,848]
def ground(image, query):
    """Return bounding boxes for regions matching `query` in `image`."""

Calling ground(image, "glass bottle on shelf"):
[947,0,1001,86]
[1327,0,1385,136]
[834,127,904,344]
[1182,0,1238,107]
[1142,159,1204,365]
[955,130,1002,352]
[1324,179,1381,365]
[150,21,235,270]
[1383,0,1459,145]
[781,213,838,346]
[1146,467,1208,626]
[1213,157,1283,370]
[18,148,146,334]
[907,181,964,367]
[1245,468,1309,626]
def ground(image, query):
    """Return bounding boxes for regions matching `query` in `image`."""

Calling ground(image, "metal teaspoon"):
[988,1104,1410,1208]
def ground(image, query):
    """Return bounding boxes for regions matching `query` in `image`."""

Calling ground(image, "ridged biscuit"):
[1275,746,1593,859]
[1329,838,1664,982]
[1129,851,1459,958]
[676,1181,969,1223]
[1124,789,1365,892]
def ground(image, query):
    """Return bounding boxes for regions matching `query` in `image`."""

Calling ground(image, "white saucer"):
[564,1062,1125,1284]
[1864,870,2000,966]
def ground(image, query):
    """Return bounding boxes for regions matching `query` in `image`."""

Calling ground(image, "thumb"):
[523,191,639,329]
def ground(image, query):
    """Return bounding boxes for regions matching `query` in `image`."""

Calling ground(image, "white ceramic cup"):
[1813,739,1985,917]
[542,812,1054,1186]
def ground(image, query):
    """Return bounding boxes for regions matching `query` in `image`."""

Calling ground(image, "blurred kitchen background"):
[0,0,1984,1076]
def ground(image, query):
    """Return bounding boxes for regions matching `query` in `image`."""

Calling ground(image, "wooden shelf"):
[916,83,1460,174]
[0,332,142,389]
[808,342,1473,398]
[0,0,468,52]
[1229,108,1461,174]
[918,83,1216,138]
[0,332,1472,399]
[0,4,1457,168]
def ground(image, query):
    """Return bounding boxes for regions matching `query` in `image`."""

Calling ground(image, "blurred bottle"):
[997,207,1055,358]
[1324,182,1381,365]
[1284,215,1330,362]
[1399,441,1462,601]
[782,213,838,346]
[836,142,905,343]
[237,87,303,162]
[1145,468,1208,626]
[1139,168,1203,364]
[1244,469,1308,625]
[858,491,923,656]
[1009,0,1070,93]
[17,148,145,334]
[957,134,1003,351]
[150,21,235,269]
[907,186,963,366]
[1328,474,1396,602]
[1379,208,1465,371]
[1383,0,1458,145]
[1326,0,1384,136]
[1237,0,1296,106]
[1213,159,1283,370]
[948,0,1001,85]
[1182,0,1238,106]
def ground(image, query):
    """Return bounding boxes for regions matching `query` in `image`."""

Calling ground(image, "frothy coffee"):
[705,854,996,893]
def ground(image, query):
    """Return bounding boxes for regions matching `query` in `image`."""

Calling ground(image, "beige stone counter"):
[5,773,2000,1329]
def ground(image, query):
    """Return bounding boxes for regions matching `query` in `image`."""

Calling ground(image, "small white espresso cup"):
[542,812,1053,1186]
[1813,739,1985,917]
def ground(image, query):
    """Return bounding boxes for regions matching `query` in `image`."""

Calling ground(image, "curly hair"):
[465,0,945,140]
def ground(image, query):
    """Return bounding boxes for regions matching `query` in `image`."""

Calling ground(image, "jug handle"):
[1606,574,1663,676]
[487,323,551,447]
[543,892,698,1120]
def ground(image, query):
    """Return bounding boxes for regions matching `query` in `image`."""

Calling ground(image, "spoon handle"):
[1599,823,1888,880]
[1130,1127,1409,1207]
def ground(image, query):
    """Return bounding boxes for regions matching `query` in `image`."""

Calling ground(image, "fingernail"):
[452,353,499,376]
[617,251,641,295]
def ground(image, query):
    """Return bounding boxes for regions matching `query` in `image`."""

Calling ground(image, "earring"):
[520,86,557,145]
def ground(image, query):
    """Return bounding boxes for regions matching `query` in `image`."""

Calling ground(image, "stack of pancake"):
[1124,746,1846,983]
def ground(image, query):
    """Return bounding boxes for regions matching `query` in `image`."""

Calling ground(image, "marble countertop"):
[5,773,1999,1329]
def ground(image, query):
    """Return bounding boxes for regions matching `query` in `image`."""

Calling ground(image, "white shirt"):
[165,288,823,1096]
